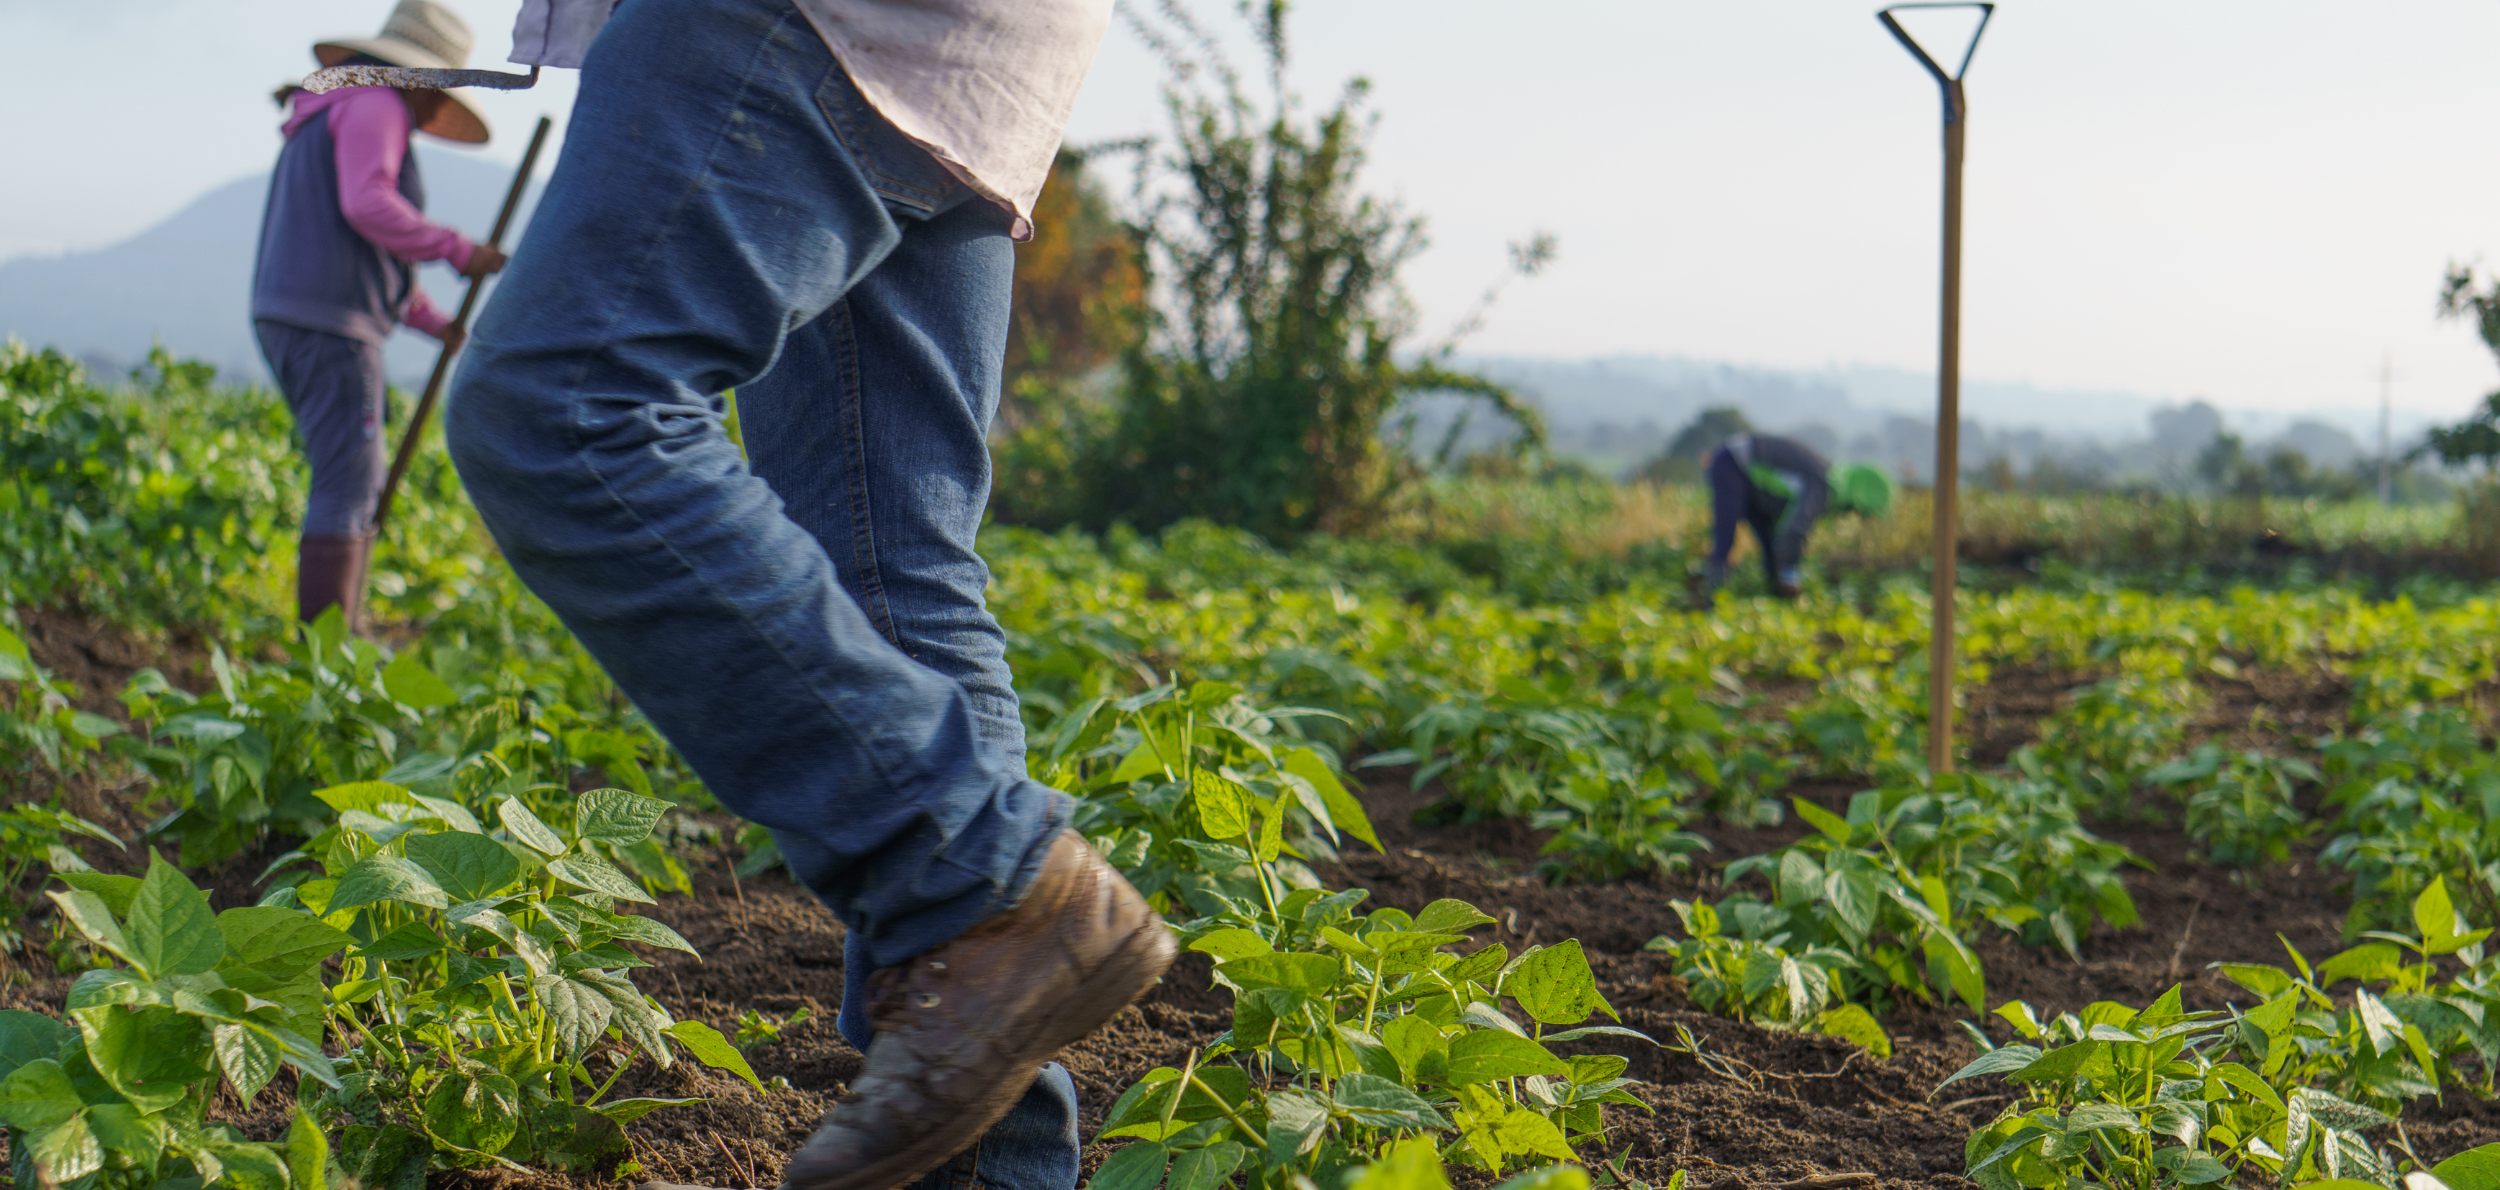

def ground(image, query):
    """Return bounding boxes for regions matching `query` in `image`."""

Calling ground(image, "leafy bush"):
[1045,678,1650,1188]
[2148,746,2318,871]
[280,782,752,1171]
[1946,986,2403,1190]
[32,856,344,1189]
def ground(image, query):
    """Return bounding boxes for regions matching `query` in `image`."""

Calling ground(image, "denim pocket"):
[814,61,965,217]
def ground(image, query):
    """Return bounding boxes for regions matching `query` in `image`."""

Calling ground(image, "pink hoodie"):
[283,87,477,338]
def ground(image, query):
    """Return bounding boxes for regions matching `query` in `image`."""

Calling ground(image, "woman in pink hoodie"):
[250,0,506,632]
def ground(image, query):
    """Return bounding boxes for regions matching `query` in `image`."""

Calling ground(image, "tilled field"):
[12,608,2500,1189]
[352,779,2500,1186]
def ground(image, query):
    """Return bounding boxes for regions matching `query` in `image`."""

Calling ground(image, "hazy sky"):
[7,1,2500,423]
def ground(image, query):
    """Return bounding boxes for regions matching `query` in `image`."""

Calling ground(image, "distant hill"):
[0,146,538,385]
[1458,353,2431,485]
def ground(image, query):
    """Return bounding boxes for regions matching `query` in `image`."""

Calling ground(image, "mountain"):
[0,146,538,385]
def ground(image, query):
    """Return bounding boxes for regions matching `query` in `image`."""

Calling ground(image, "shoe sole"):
[794,919,1178,1190]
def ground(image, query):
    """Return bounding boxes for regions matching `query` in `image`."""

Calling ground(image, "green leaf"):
[1219,952,1341,994]
[330,854,451,911]
[589,1096,704,1123]
[2212,962,2293,998]
[2012,1039,2107,1085]
[2317,943,2402,985]
[1254,798,1286,861]
[1794,797,1852,843]
[337,1123,431,1190]
[1265,1089,1329,1157]
[547,854,657,904]
[1510,940,1612,1025]
[665,1020,764,1092]
[2431,1143,2500,1190]
[1088,1141,1170,1190]
[381,650,458,708]
[1938,1044,2043,1089]
[314,781,420,814]
[50,871,140,918]
[1188,928,1275,961]
[1330,1071,1453,1129]
[1192,769,1249,840]
[1826,868,1877,940]
[0,1059,81,1129]
[536,974,617,1061]
[498,798,567,856]
[579,969,673,1063]
[76,1003,214,1113]
[1923,930,1987,1015]
[358,919,449,963]
[82,1104,164,1170]
[1167,1142,1246,1190]
[22,1114,104,1184]
[216,906,351,978]
[127,854,226,977]
[214,1022,280,1105]
[1346,1137,1454,1190]
[1814,1003,1893,1058]
[404,831,523,902]
[423,1068,522,1154]
[286,1108,332,1190]
[0,1012,67,1080]
[1441,1029,1570,1085]
[601,911,697,955]
[1491,1166,1594,1190]
[1285,747,1381,850]
[2151,1147,2231,1185]
[577,788,671,846]
[1413,899,1499,934]
[46,888,134,967]
[1492,1107,1577,1161]
[2353,988,2404,1059]
[1382,1014,1448,1082]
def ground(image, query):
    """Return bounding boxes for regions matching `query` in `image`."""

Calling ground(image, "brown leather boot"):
[296,533,373,633]
[775,831,1175,1190]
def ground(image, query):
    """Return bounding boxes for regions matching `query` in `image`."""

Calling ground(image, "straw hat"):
[314,0,490,144]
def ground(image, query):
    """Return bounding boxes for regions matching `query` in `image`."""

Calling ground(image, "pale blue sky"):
[7,1,2500,423]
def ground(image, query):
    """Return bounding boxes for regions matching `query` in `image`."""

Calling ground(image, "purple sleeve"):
[330,88,477,270]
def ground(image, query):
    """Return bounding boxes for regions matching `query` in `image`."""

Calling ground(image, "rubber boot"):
[298,533,374,634]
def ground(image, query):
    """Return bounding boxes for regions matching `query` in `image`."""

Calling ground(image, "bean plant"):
[1946,986,2404,1190]
[31,856,345,1189]
[1044,686,1642,1188]
[277,781,755,1172]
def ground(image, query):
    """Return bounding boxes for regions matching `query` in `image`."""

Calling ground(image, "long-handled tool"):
[372,114,552,530]
[1877,2,1992,778]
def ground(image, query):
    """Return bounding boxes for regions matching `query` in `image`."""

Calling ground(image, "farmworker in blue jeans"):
[442,2,1174,1189]
[1699,433,1895,599]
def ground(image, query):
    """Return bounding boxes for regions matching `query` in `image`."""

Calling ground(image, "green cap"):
[1831,464,1895,517]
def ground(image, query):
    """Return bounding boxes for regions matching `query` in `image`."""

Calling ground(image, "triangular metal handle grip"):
[1878,3,1994,86]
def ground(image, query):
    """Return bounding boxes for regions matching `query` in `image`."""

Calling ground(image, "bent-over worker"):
[251,0,508,633]
[1701,433,1894,599]
[444,2,1170,1189]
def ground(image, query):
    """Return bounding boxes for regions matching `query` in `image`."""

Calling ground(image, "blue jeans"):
[443,0,1078,1185]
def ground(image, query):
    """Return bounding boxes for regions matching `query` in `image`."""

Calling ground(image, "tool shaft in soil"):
[1877,3,1991,778]
[372,114,552,532]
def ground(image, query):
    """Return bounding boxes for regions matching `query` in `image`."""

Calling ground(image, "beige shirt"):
[509,0,1111,238]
